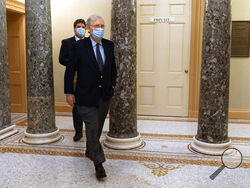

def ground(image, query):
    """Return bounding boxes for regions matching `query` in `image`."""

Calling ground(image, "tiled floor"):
[0,113,249,187]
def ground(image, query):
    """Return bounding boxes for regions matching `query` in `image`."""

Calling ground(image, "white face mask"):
[92,28,104,40]
[76,28,85,37]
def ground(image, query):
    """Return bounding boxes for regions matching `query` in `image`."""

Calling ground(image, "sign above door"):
[149,17,175,23]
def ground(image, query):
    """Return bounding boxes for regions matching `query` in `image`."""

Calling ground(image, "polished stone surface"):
[0,0,11,130]
[109,0,138,138]
[1,153,250,188]
[197,0,232,144]
[0,113,250,187]
[25,0,57,134]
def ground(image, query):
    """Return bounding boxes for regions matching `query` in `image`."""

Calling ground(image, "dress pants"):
[72,104,83,134]
[77,99,110,165]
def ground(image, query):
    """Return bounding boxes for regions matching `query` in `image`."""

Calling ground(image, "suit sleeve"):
[59,40,70,66]
[111,43,117,88]
[64,43,78,94]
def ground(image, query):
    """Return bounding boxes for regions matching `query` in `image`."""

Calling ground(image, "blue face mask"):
[76,28,85,38]
[92,28,104,40]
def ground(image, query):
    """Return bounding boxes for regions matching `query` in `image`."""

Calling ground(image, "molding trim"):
[188,0,203,118]
[6,0,25,14]
[104,134,143,150]
[22,128,62,145]
[0,125,18,140]
[190,137,231,156]
[55,102,72,112]
[229,109,250,120]
[187,109,250,120]
[188,110,198,118]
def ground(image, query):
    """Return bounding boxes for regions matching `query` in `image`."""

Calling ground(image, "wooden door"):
[7,11,27,112]
[137,0,192,116]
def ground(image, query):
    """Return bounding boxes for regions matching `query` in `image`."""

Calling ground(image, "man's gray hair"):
[87,14,104,27]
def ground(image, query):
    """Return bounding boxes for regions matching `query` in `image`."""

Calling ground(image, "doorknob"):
[184,69,189,74]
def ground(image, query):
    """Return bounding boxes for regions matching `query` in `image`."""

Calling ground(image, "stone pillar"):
[22,0,61,144]
[0,0,18,140]
[104,0,142,149]
[190,0,232,155]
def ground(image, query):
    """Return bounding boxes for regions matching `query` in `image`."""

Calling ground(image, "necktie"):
[96,43,104,72]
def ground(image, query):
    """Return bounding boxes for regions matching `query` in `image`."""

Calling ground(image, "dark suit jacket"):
[64,37,117,107]
[59,36,76,66]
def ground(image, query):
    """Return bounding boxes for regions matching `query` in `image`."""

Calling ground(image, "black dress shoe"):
[95,164,107,179]
[73,133,82,142]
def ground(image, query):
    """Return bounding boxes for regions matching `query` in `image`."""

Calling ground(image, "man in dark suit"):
[59,19,86,142]
[64,14,117,180]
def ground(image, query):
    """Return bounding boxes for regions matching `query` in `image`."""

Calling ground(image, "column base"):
[190,136,232,155]
[0,125,18,141]
[22,128,61,145]
[104,134,143,150]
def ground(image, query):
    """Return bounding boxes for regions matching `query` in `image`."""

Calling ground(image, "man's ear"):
[86,26,91,33]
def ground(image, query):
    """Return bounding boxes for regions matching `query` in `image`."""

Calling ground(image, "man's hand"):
[66,94,75,107]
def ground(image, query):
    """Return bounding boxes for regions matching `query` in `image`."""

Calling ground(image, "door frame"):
[6,0,26,112]
[137,0,192,116]
[6,0,25,14]
[188,0,203,118]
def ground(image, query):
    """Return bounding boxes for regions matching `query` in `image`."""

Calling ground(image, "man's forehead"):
[76,23,85,25]
[93,18,104,24]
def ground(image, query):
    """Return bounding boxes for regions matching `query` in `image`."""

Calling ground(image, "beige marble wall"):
[51,0,112,102]
[230,0,250,109]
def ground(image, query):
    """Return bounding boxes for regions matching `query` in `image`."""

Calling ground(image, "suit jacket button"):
[100,75,103,79]
[99,85,102,88]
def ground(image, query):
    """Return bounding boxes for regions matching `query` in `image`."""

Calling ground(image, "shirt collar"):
[90,37,102,47]
[75,36,84,41]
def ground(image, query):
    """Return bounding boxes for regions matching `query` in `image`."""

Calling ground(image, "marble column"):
[22,0,61,144]
[0,0,18,140]
[104,0,142,149]
[190,0,232,155]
